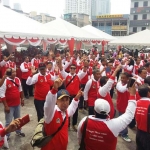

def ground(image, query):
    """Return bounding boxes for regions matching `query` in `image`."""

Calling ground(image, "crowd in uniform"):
[0,47,150,150]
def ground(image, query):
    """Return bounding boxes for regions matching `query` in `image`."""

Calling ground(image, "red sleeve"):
[0,125,6,137]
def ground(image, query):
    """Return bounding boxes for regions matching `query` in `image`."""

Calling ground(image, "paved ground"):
[0,95,137,150]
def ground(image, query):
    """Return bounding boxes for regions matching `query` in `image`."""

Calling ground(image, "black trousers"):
[70,95,78,126]
[136,129,150,150]
[88,106,94,115]
[34,99,45,122]
[79,84,86,109]
[129,117,136,129]
[22,79,33,97]
[110,88,114,98]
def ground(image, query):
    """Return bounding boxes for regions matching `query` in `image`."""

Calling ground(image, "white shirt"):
[84,78,99,101]
[44,90,79,124]
[0,77,22,98]
[77,99,137,142]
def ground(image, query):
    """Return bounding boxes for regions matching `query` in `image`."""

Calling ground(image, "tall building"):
[129,0,150,34]
[65,0,91,16]
[91,0,111,17]
[64,13,90,27]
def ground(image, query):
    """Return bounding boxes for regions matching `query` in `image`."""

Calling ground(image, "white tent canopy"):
[81,25,117,41]
[0,5,70,40]
[109,29,150,46]
[43,18,101,41]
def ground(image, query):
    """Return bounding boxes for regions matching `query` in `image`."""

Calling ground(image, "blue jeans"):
[119,112,128,137]
[5,105,21,137]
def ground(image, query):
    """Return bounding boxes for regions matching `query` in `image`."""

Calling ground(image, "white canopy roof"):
[43,18,101,41]
[109,29,150,46]
[81,25,117,41]
[0,5,70,40]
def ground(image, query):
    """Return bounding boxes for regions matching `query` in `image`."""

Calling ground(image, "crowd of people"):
[0,46,150,150]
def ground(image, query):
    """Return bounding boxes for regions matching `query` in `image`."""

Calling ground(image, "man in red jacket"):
[77,84,137,150]
[26,63,54,121]
[20,56,33,99]
[116,72,131,142]
[41,78,83,150]
[58,58,87,131]
[135,84,150,150]
[0,68,25,139]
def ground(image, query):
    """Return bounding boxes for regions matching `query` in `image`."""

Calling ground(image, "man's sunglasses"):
[70,67,76,70]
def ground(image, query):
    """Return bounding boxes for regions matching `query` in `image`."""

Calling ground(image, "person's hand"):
[128,83,136,96]
[4,106,10,113]
[21,99,24,107]
[75,88,83,100]
[31,66,37,75]
[53,78,63,90]
[115,64,122,72]
[5,119,21,134]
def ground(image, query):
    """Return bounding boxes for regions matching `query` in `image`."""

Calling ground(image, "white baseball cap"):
[94,99,110,115]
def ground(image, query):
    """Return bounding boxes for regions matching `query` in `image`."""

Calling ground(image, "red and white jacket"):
[0,77,22,107]
[0,60,16,76]
[20,62,32,79]
[84,78,99,106]
[116,81,130,113]
[135,97,150,133]
[31,58,40,69]
[26,73,54,100]
[77,96,136,150]
[122,65,134,75]
[41,89,79,150]
[60,69,86,96]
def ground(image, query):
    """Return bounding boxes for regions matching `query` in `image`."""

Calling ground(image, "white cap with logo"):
[94,99,110,115]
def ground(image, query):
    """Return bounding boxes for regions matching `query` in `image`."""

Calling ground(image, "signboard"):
[96,14,123,19]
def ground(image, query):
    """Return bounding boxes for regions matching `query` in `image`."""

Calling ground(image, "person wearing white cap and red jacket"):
[77,84,137,150]
[135,84,150,150]
[41,78,83,150]
[97,65,122,119]
[58,58,87,131]
[26,63,54,122]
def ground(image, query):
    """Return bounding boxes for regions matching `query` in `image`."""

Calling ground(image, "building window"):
[141,27,146,30]
[133,15,138,20]
[143,1,148,7]
[142,14,147,19]
[133,27,137,32]
[92,22,98,27]
[106,22,112,26]
[99,23,104,26]
[134,2,139,7]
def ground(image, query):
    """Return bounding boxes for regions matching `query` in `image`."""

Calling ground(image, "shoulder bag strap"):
[79,117,88,150]
[9,80,19,87]
[66,75,76,88]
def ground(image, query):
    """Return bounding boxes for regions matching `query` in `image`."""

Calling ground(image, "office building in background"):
[64,13,90,27]
[65,0,91,16]
[130,0,150,34]
[92,14,130,36]
[91,0,111,17]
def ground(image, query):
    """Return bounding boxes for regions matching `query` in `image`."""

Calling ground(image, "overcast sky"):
[7,0,131,17]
